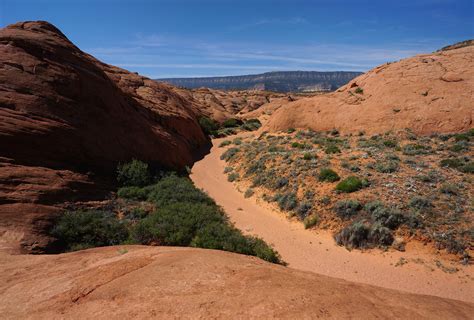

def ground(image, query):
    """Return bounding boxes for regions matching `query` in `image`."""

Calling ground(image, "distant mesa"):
[157,71,363,93]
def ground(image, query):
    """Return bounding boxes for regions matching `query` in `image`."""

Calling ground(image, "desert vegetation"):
[220,129,473,262]
[51,160,282,264]
[199,116,261,137]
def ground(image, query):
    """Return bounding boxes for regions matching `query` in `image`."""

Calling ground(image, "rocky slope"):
[1,245,472,319]
[159,71,362,92]
[0,21,209,253]
[177,87,303,122]
[263,42,473,135]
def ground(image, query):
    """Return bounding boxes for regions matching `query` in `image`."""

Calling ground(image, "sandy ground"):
[190,135,474,303]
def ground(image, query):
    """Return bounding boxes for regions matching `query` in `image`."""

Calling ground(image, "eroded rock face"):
[0,246,472,319]
[264,43,474,135]
[0,21,209,252]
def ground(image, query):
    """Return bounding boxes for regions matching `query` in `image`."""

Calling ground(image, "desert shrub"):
[241,119,262,131]
[303,152,315,160]
[433,231,467,255]
[220,147,239,161]
[368,223,394,246]
[131,203,226,246]
[408,196,432,210]
[336,176,364,193]
[335,221,393,249]
[219,140,232,147]
[147,175,214,207]
[334,221,370,249]
[274,192,298,211]
[460,161,474,173]
[223,166,233,173]
[354,87,363,94]
[383,140,397,148]
[124,207,148,221]
[440,183,459,195]
[402,143,431,155]
[296,201,312,220]
[227,172,239,182]
[132,203,281,263]
[303,215,319,229]
[369,205,405,229]
[440,158,463,169]
[374,160,399,173]
[318,168,340,182]
[454,133,470,142]
[287,128,296,133]
[246,159,266,175]
[51,210,129,251]
[244,188,254,198]
[217,128,236,137]
[117,159,152,187]
[325,144,341,154]
[450,141,469,152]
[273,177,289,189]
[233,137,242,145]
[334,200,362,219]
[199,116,219,135]
[222,118,243,128]
[417,170,440,183]
[117,186,152,201]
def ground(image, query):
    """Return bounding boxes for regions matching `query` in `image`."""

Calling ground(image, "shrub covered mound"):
[52,162,283,264]
[212,128,473,257]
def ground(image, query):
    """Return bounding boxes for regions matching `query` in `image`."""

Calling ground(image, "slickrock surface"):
[264,44,473,134]
[1,246,472,319]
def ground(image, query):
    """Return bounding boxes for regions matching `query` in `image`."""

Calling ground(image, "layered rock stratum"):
[263,42,473,134]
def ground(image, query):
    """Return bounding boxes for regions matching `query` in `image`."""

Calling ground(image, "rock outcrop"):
[1,245,472,319]
[263,43,473,135]
[0,21,208,252]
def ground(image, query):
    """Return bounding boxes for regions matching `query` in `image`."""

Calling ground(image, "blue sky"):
[1,0,473,78]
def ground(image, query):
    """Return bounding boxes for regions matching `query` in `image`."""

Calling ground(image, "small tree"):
[117,159,151,187]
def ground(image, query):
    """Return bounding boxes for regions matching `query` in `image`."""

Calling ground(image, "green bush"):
[303,215,319,229]
[227,172,239,182]
[334,200,362,219]
[303,152,316,160]
[440,158,463,169]
[402,143,431,155]
[274,192,298,211]
[374,160,399,173]
[117,159,151,187]
[219,140,232,147]
[244,188,254,198]
[335,221,393,249]
[383,140,397,148]
[318,168,340,182]
[408,196,432,210]
[336,176,364,193]
[241,119,262,131]
[325,144,341,154]
[369,205,405,229]
[51,210,129,251]
[132,203,281,263]
[199,116,219,135]
[368,223,394,246]
[147,175,214,207]
[354,87,363,94]
[296,201,312,220]
[334,221,369,249]
[117,186,152,201]
[220,147,240,161]
[222,118,243,128]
